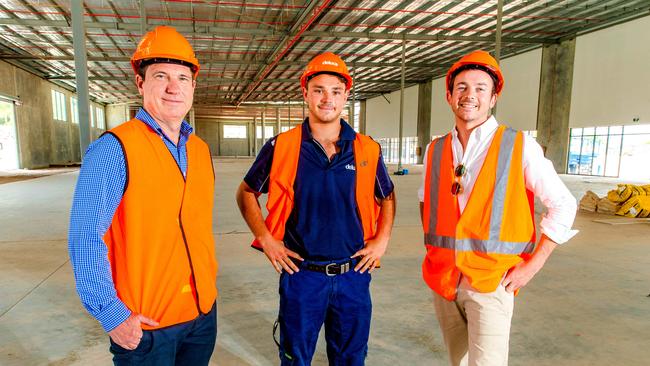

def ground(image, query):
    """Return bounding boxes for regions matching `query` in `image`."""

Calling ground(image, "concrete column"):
[416,80,432,164]
[261,110,266,143]
[189,108,195,130]
[359,100,367,135]
[350,65,356,129]
[71,0,91,156]
[253,117,258,155]
[348,104,353,125]
[536,39,576,173]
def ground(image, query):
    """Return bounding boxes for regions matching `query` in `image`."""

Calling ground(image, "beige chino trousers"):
[433,276,514,366]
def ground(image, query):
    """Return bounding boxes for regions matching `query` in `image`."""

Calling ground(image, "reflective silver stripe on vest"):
[424,127,534,255]
[489,128,516,242]
[424,234,535,254]
[424,135,447,244]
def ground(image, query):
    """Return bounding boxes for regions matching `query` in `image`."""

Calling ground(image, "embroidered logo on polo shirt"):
[345,164,356,171]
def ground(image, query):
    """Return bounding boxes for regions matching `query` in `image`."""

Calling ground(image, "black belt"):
[304,260,355,276]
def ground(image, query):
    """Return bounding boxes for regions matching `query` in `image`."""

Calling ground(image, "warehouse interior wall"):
[0,61,54,169]
[367,15,650,150]
[365,85,418,139]
[0,61,106,168]
[570,15,650,128]
[496,48,542,131]
[195,119,252,157]
[106,104,129,130]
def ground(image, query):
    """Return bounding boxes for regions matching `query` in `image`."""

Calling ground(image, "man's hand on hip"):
[109,313,159,350]
[260,233,303,274]
[503,235,558,293]
[351,236,389,273]
[502,260,542,293]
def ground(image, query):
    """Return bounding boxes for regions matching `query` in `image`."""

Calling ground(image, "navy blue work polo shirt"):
[244,119,394,261]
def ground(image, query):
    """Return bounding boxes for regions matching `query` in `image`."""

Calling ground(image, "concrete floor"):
[1,158,649,365]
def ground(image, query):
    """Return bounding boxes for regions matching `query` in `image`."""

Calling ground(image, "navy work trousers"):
[109,302,217,366]
[278,261,372,366]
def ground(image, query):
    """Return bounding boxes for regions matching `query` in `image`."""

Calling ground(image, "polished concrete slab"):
[0,158,649,365]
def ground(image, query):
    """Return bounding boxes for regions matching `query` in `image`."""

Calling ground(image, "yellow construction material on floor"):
[616,195,650,218]
[607,184,650,203]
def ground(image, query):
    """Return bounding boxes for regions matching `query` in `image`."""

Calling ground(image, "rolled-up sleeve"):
[523,136,578,244]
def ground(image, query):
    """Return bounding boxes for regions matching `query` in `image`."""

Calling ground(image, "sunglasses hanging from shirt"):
[451,164,466,195]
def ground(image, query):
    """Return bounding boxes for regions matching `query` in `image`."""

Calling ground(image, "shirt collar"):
[135,107,193,141]
[301,118,356,142]
[451,115,498,142]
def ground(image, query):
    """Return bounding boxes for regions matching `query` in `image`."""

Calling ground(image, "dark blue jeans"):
[109,302,217,366]
[278,261,372,366]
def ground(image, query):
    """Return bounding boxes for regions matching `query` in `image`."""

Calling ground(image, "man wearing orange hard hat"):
[68,25,218,365]
[418,50,577,365]
[236,52,395,365]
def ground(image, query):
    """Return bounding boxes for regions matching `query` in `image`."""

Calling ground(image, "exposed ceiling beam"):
[0,55,445,69]
[45,75,423,84]
[235,0,332,105]
[302,31,556,44]
[0,18,557,44]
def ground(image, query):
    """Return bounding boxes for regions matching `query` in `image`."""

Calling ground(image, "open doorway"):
[0,99,19,170]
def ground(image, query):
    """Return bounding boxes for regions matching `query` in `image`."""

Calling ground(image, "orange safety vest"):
[251,123,381,251]
[422,125,536,301]
[103,119,218,329]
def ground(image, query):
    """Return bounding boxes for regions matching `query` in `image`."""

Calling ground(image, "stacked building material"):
[606,184,650,218]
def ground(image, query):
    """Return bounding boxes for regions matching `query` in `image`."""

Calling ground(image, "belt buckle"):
[325,263,338,276]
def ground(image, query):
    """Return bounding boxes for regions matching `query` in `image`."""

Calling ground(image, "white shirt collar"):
[451,115,499,143]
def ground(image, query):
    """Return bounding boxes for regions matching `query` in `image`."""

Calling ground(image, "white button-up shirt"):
[418,116,578,244]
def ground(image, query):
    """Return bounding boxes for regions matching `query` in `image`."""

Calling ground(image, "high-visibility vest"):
[251,124,381,251]
[104,119,218,329]
[422,125,536,300]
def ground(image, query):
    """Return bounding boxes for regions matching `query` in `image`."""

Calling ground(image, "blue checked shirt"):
[68,108,193,332]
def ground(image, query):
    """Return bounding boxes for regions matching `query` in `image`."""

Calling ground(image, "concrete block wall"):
[0,61,106,168]
[195,119,252,157]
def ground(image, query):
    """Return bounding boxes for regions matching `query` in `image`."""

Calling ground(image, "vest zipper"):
[179,213,203,315]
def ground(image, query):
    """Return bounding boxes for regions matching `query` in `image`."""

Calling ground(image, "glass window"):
[89,105,95,127]
[605,134,622,177]
[378,137,418,164]
[623,124,650,134]
[223,125,247,139]
[567,136,582,174]
[255,126,275,138]
[96,107,105,129]
[609,125,623,135]
[619,132,650,180]
[523,130,537,140]
[70,97,78,124]
[582,127,595,136]
[595,126,609,135]
[51,90,67,122]
[567,124,650,178]
[570,128,582,137]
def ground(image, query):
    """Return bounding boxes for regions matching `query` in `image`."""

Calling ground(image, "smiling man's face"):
[137,62,195,126]
[446,69,497,130]
[303,73,349,125]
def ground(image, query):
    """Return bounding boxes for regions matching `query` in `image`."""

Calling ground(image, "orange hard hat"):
[446,50,504,96]
[300,52,353,90]
[131,25,200,78]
